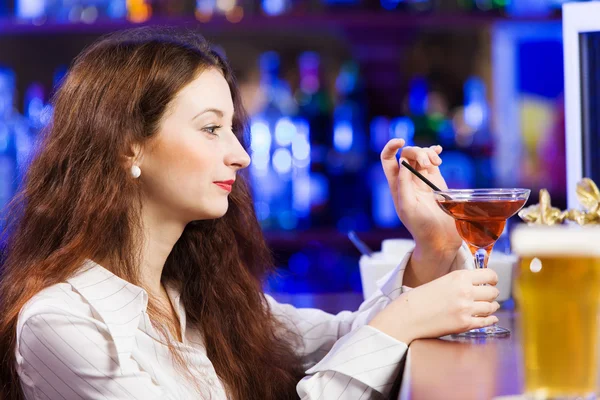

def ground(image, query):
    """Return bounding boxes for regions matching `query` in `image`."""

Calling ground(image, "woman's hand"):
[368,269,500,344]
[381,138,462,253]
[380,139,464,284]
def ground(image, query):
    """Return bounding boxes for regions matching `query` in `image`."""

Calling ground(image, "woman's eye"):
[202,125,222,135]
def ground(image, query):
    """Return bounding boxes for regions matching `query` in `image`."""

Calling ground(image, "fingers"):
[381,138,405,165]
[427,146,443,165]
[470,315,499,330]
[472,285,500,302]
[381,142,443,175]
[398,156,416,201]
[380,140,445,208]
[380,138,406,187]
[472,301,500,317]
[469,269,499,286]
[401,146,440,169]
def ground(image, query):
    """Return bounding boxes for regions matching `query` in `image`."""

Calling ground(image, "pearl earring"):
[131,165,141,179]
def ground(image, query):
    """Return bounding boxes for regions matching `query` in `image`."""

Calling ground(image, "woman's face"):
[138,68,251,223]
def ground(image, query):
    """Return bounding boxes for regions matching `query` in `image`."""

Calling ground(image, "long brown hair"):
[0,27,304,399]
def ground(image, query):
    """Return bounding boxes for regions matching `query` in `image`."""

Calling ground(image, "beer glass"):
[512,225,600,399]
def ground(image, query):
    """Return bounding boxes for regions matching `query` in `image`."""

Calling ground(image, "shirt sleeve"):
[449,243,474,271]
[295,325,407,399]
[268,243,473,399]
[16,311,179,400]
[268,244,472,361]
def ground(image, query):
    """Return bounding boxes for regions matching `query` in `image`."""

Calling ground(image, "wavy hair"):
[0,27,304,400]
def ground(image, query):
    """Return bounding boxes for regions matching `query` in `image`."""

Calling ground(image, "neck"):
[138,203,186,297]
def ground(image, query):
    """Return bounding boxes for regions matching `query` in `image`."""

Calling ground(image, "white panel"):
[563,2,600,207]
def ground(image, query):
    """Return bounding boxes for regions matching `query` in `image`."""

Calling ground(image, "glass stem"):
[475,248,487,269]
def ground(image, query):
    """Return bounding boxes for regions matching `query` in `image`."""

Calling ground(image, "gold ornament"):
[567,178,600,225]
[518,189,567,225]
[518,178,600,226]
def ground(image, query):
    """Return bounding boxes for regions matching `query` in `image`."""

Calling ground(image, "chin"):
[184,198,230,221]
[200,204,229,220]
[212,208,229,219]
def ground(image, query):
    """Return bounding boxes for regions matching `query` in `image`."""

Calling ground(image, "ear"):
[124,142,144,168]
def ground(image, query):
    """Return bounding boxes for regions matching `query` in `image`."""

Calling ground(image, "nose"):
[225,135,251,171]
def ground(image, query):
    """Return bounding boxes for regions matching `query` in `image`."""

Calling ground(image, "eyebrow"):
[192,108,225,121]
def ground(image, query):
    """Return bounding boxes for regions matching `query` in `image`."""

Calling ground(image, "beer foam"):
[512,225,600,256]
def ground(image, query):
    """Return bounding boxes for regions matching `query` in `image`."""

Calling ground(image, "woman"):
[0,27,499,399]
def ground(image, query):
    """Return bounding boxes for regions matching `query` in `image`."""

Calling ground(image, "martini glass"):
[434,188,530,337]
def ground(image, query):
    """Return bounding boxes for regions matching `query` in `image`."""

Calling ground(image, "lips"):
[214,180,234,192]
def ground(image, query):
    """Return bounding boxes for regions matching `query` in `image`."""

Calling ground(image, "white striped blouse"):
[15,247,471,399]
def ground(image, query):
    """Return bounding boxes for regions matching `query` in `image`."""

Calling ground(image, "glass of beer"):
[512,225,600,399]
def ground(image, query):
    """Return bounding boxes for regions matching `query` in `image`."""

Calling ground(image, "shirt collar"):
[66,260,149,366]
[67,261,191,350]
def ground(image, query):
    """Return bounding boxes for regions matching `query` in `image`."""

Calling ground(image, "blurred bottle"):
[260,52,297,120]
[250,52,299,230]
[332,61,367,163]
[330,61,370,231]
[24,82,45,131]
[0,70,16,217]
[406,76,438,146]
[296,51,333,228]
[462,76,490,145]
[462,76,494,187]
[0,68,34,218]
[18,82,45,180]
[290,117,312,229]
[370,117,394,229]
